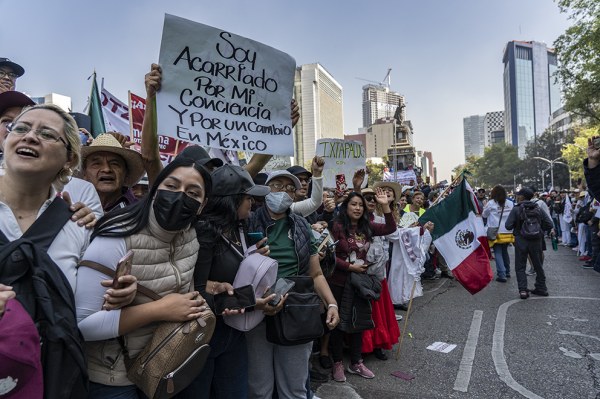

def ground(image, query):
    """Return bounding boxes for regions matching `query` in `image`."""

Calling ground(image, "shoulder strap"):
[78,260,162,301]
[22,197,73,251]
[496,206,505,228]
[220,228,247,259]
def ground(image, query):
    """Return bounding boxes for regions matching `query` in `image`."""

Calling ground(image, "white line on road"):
[492,296,600,399]
[453,310,483,392]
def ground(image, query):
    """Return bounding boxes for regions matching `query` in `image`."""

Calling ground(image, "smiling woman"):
[0,103,91,398]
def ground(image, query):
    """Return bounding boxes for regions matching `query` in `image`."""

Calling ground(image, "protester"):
[182,164,272,399]
[81,133,146,212]
[0,91,34,160]
[245,170,339,399]
[287,156,325,220]
[373,181,402,224]
[482,185,514,282]
[403,190,426,217]
[76,156,213,398]
[505,187,555,299]
[359,187,401,362]
[328,189,396,382]
[0,104,133,398]
[0,58,24,93]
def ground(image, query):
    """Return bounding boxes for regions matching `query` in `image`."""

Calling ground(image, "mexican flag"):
[419,179,492,294]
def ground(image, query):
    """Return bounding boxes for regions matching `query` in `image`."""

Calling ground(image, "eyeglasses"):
[268,182,297,193]
[0,70,18,80]
[363,195,376,202]
[7,122,70,150]
[298,177,312,184]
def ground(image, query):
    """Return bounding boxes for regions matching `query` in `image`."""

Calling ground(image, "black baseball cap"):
[516,187,534,200]
[175,145,224,167]
[0,91,35,116]
[287,165,312,178]
[0,58,25,77]
[211,164,270,197]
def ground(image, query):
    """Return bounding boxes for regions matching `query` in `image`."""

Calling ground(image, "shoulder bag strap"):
[22,197,73,251]
[496,205,505,228]
[220,230,246,259]
[78,260,162,301]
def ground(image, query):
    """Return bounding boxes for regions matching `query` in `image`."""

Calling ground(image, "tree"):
[520,128,573,190]
[366,159,385,186]
[562,126,600,182]
[475,143,522,189]
[554,0,600,124]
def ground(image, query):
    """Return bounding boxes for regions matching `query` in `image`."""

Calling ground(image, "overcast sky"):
[1,0,572,180]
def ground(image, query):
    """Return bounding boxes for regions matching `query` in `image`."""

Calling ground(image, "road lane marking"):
[453,310,483,392]
[492,296,600,399]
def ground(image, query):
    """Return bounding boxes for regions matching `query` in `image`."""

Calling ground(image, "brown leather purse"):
[79,260,216,399]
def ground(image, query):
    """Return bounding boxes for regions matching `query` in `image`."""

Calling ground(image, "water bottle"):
[552,236,558,251]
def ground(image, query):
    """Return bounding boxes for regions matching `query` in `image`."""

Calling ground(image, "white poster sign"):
[383,169,418,184]
[315,138,366,188]
[157,14,296,155]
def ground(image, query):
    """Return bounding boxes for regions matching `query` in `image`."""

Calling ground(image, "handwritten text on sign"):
[316,139,366,188]
[156,14,296,155]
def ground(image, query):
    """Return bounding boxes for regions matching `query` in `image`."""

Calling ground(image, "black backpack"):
[519,202,543,240]
[575,201,595,224]
[0,198,89,399]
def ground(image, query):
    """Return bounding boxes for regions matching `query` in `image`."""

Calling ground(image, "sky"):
[0,0,572,181]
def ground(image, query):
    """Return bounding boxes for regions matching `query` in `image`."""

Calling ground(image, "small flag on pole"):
[87,72,106,138]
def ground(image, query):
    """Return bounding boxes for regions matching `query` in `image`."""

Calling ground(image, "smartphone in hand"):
[247,232,265,246]
[263,278,295,307]
[213,284,256,315]
[113,250,134,289]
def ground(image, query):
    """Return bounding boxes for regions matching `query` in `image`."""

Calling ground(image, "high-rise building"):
[503,40,562,157]
[293,63,344,165]
[463,115,485,158]
[484,111,505,146]
[362,85,405,128]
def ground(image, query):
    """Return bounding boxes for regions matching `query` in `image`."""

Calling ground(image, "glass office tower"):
[503,41,562,157]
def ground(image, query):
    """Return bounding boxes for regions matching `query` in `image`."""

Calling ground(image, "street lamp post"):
[532,156,567,190]
[554,161,572,191]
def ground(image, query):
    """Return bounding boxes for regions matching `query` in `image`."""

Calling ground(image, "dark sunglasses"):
[363,195,376,202]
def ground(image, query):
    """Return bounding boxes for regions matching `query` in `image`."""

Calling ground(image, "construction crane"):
[356,68,392,89]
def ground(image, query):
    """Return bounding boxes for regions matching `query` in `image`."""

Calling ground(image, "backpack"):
[0,198,89,399]
[575,201,594,224]
[221,232,278,332]
[519,202,542,240]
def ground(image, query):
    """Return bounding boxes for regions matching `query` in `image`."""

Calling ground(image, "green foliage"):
[475,143,522,189]
[562,126,600,181]
[554,0,600,123]
[366,159,385,186]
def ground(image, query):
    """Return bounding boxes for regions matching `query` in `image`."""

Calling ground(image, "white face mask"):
[265,191,293,214]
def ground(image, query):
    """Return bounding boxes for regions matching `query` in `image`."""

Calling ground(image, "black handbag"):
[265,276,324,346]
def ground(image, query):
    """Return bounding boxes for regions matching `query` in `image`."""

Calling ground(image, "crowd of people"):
[0,55,598,399]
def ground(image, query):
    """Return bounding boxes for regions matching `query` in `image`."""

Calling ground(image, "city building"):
[293,63,344,165]
[503,40,562,157]
[362,84,405,128]
[30,93,72,112]
[549,107,576,139]
[463,114,486,158]
[484,111,505,146]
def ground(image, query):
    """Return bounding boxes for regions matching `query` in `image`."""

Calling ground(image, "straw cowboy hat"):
[81,134,145,187]
[373,181,402,200]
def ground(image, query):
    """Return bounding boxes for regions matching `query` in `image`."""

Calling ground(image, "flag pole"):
[395,280,417,361]
[430,171,465,207]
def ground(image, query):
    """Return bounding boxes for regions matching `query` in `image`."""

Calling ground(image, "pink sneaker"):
[332,361,346,382]
[347,360,375,379]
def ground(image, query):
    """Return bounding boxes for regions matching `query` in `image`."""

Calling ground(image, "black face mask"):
[152,189,201,231]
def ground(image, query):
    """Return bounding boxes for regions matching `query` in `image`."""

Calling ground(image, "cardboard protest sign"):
[129,92,188,165]
[315,138,366,188]
[157,14,296,155]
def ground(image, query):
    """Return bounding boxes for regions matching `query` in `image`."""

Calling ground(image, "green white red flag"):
[419,179,493,294]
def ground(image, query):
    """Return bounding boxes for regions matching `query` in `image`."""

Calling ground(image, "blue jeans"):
[493,244,510,278]
[88,382,147,399]
[177,317,248,399]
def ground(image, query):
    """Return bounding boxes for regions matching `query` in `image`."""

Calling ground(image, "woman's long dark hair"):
[334,192,373,242]
[199,194,246,237]
[490,185,507,207]
[92,157,212,239]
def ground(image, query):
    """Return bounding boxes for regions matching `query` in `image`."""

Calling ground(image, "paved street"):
[312,240,600,399]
